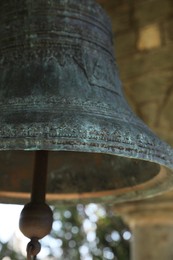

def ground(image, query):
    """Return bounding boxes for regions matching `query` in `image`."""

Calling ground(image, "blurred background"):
[0,204,130,259]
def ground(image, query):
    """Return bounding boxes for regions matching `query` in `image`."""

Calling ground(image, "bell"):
[0,0,173,205]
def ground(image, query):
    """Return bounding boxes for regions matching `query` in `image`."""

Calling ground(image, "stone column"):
[114,191,173,260]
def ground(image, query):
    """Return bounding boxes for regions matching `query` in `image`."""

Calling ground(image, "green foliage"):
[0,241,23,259]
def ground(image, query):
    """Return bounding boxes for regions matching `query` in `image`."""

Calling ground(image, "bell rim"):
[0,133,172,169]
[0,164,173,205]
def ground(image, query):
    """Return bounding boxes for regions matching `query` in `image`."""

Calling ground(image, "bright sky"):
[0,204,32,257]
[0,204,51,258]
[0,204,23,243]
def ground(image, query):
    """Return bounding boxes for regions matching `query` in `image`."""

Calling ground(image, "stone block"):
[118,45,173,80]
[134,0,172,27]
[159,90,173,131]
[125,71,171,103]
[104,2,131,33]
[114,30,136,58]
[122,70,173,145]
[164,18,173,43]
[137,24,161,51]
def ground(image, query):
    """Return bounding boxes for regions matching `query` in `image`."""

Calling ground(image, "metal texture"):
[0,0,173,204]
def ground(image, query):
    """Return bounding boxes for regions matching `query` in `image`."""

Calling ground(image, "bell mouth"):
[0,151,171,204]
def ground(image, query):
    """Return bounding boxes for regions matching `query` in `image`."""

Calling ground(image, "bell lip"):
[0,135,172,170]
[0,165,173,205]
[0,127,173,205]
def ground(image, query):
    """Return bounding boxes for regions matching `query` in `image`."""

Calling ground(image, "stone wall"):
[99,0,173,146]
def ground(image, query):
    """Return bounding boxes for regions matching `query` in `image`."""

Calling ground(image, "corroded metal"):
[0,0,173,203]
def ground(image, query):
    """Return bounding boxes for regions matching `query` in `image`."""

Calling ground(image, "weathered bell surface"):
[0,0,173,204]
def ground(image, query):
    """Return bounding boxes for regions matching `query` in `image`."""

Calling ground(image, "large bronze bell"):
[0,0,173,205]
